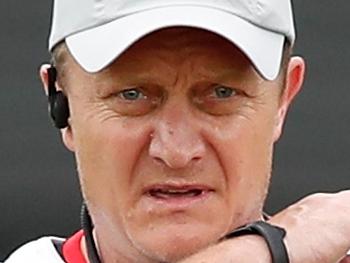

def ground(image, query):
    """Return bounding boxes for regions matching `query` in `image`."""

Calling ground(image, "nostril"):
[192,156,202,163]
[153,156,165,165]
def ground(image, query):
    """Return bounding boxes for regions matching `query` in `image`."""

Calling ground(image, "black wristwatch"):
[225,221,290,263]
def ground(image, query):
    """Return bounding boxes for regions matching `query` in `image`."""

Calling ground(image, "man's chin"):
[136,237,212,263]
[129,224,223,262]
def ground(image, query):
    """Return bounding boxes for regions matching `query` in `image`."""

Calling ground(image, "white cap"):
[49,0,295,80]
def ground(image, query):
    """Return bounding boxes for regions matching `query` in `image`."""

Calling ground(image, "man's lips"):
[143,184,214,200]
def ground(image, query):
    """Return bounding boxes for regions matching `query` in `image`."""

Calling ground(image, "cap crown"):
[49,0,295,50]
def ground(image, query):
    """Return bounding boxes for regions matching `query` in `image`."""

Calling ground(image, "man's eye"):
[213,86,237,98]
[119,89,145,100]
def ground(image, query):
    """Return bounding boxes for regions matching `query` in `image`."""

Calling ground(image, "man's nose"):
[149,110,206,169]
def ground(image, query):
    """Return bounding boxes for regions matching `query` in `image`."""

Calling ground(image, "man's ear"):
[273,56,306,142]
[39,64,51,96]
[39,64,75,152]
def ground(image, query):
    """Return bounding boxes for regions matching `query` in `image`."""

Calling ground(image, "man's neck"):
[80,229,156,263]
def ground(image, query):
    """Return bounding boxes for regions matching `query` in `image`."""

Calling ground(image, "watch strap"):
[225,221,289,263]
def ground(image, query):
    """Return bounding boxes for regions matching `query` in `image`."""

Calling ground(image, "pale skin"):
[40,28,350,262]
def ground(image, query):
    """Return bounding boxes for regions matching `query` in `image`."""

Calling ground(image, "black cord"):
[81,204,102,263]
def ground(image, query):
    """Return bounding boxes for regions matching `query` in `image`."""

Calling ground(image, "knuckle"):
[303,190,350,204]
[337,189,350,197]
[304,192,330,202]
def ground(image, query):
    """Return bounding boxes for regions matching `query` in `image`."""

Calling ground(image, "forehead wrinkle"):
[174,51,254,88]
[142,27,209,50]
[88,28,258,89]
[142,32,255,84]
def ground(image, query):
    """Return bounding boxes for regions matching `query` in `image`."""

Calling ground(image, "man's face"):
[52,28,300,262]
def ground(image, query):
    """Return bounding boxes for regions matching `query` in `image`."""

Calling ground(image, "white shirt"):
[5,237,65,263]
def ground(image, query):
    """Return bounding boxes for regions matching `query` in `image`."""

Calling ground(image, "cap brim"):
[66,5,284,80]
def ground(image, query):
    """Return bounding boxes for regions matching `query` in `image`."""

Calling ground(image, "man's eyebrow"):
[94,58,256,86]
[93,70,172,89]
[195,65,255,83]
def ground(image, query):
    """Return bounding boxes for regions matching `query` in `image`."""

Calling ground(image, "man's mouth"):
[144,184,214,203]
[148,188,205,199]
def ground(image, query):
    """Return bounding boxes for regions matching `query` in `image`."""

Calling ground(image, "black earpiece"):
[47,66,70,129]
